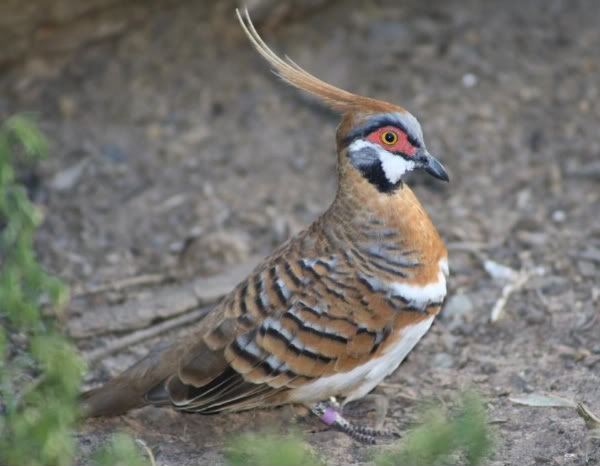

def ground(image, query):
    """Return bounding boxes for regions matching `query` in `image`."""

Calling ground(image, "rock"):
[541,276,570,295]
[101,142,126,162]
[578,248,600,264]
[524,307,546,325]
[442,294,475,321]
[49,157,89,191]
[509,374,533,393]
[179,230,251,277]
[462,73,478,88]
[58,95,77,117]
[0,0,185,69]
[551,210,566,223]
[181,126,209,145]
[484,260,518,281]
[480,362,497,374]
[516,230,548,247]
[577,260,596,279]
[431,352,454,369]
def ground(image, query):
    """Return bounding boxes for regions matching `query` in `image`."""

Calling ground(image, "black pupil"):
[384,132,395,143]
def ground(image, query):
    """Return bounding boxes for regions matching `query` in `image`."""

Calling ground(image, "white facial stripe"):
[348,139,416,184]
[379,150,416,184]
[390,111,424,146]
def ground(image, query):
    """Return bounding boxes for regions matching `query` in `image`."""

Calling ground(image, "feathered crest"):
[236,8,404,115]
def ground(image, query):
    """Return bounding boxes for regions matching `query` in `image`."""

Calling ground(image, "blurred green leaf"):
[226,431,324,466]
[5,114,48,158]
[0,115,81,466]
[92,433,149,466]
[374,393,493,466]
[0,114,146,466]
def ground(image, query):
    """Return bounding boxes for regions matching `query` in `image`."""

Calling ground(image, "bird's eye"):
[381,131,398,145]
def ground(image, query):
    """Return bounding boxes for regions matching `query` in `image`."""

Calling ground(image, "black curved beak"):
[417,149,449,182]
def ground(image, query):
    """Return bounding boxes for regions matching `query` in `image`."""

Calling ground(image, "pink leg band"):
[320,407,338,426]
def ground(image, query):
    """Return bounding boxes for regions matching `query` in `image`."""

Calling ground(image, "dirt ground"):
[1,0,599,464]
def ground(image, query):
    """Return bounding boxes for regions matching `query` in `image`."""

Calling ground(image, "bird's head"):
[237,9,448,194]
[337,109,448,193]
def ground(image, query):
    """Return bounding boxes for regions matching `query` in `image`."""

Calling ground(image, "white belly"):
[288,316,435,404]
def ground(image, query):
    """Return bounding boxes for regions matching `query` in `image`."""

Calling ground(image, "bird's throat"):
[357,160,402,194]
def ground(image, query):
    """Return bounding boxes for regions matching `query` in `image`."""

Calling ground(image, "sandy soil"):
[1,0,599,464]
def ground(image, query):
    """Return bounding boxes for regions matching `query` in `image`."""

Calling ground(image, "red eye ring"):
[380,131,398,145]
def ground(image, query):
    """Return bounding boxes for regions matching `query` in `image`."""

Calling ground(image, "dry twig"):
[71,273,171,298]
[83,305,212,364]
[489,265,545,323]
[490,270,532,322]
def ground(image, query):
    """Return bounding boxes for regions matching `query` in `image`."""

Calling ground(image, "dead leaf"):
[509,393,577,408]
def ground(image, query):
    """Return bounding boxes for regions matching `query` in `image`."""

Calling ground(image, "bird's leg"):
[310,399,398,444]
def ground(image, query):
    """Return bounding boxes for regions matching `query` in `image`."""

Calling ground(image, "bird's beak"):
[417,149,449,182]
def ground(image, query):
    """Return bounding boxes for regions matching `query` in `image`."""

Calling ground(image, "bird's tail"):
[80,342,174,418]
[81,380,148,417]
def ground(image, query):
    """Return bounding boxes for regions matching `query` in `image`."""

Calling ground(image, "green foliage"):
[374,393,493,466]
[0,115,148,466]
[0,114,84,466]
[225,395,491,466]
[226,431,325,466]
[92,433,149,466]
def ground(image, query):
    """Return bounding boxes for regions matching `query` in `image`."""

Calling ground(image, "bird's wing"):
[152,229,432,413]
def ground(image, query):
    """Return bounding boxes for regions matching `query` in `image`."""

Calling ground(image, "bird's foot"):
[311,400,398,444]
[342,393,390,429]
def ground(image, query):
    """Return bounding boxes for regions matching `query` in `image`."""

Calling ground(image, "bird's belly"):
[288,316,435,404]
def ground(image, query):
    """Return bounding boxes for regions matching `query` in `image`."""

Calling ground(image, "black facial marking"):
[347,144,403,194]
[358,160,401,194]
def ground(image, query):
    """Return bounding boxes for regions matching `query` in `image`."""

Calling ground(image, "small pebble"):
[480,362,497,374]
[442,294,475,320]
[181,126,209,145]
[431,352,454,369]
[58,95,77,117]
[516,230,547,246]
[145,122,165,141]
[462,73,478,88]
[49,158,89,191]
[577,260,596,278]
[525,307,546,325]
[509,374,532,392]
[169,241,184,253]
[105,253,121,265]
[484,260,517,281]
[551,210,566,223]
[101,142,126,162]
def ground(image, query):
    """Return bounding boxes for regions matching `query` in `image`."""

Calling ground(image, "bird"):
[81,8,450,444]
